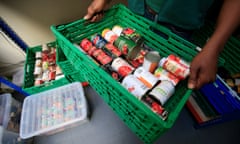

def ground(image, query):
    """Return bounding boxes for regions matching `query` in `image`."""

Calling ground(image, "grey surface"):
[34,86,240,144]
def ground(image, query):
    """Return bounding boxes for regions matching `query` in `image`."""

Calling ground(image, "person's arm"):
[188,0,240,89]
[84,0,112,22]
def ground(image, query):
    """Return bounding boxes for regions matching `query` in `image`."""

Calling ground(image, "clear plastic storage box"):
[20,82,88,139]
[0,93,22,133]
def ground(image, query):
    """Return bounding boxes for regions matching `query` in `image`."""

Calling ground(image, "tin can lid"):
[145,51,161,62]
[112,25,123,36]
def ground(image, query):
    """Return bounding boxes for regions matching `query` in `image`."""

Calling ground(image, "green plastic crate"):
[50,4,210,143]
[192,21,240,75]
[56,43,86,82]
[23,42,70,94]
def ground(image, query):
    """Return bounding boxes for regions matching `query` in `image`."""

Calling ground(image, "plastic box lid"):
[20,82,88,139]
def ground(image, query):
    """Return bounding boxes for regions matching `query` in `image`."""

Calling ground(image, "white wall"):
[0,0,127,46]
[0,0,127,76]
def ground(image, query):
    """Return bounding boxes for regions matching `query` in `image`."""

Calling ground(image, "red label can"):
[111,57,134,77]
[92,49,112,65]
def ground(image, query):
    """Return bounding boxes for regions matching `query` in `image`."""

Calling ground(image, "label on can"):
[87,46,97,56]
[34,66,42,75]
[49,71,56,81]
[111,57,134,77]
[112,25,123,36]
[113,36,140,60]
[42,44,49,53]
[141,95,168,120]
[143,51,161,73]
[42,70,49,81]
[103,43,122,57]
[149,80,175,105]
[91,34,107,48]
[102,29,119,43]
[35,52,42,59]
[35,59,42,67]
[80,38,93,52]
[154,67,180,86]
[121,75,149,99]
[134,67,159,89]
[121,27,144,44]
[92,49,112,65]
[102,64,123,81]
[159,55,190,80]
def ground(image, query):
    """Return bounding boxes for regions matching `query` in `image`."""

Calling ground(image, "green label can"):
[113,36,140,60]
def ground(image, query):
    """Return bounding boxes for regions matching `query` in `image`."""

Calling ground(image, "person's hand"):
[84,0,111,22]
[188,48,218,89]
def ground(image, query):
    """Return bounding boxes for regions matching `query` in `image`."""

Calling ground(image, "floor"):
[32,86,240,144]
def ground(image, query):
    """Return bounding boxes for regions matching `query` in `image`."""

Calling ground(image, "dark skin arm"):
[84,0,111,22]
[188,0,240,89]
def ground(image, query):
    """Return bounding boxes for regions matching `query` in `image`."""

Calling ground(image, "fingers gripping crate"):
[51,4,208,143]
[23,42,70,94]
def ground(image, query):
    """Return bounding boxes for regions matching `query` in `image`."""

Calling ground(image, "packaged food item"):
[112,25,144,44]
[142,51,161,73]
[154,67,180,86]
[121,74,149,99]
[134,67,159,89]
[102,28,119,43]
[159,54,190,80]
[148,80,175,105]
[111,57,135,77]
[114,36,140,60]
[91,34,108,48]
[141,95,168,120]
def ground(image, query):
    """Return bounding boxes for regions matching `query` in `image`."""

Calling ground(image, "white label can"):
[134,66,159,89]
[149,80,175,105]
[121,74,150,99]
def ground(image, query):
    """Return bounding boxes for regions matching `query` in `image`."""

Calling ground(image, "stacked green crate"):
[23,42,70,94]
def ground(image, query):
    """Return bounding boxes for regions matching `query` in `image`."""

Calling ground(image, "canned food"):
[49,71,56,81]
[102,64,123,81]
[34,66,42,75]
[121,27,144,44]
[35,59,42,67]
[141,95,168,120]
[159,55,190,80]
[87,46,98,56]
[112,25,123,36]
[80,38,93,52]
[91,34,108,48]
[133,67,159,89]
[42,44,49,53]
[103,43,122,57]
[114,36,140,60]
[121,74,149,99]
[35,52,42,59]
[42,61,49,71]
[34,78,44,86]
[154,67,180,86]
[142,51,161,73]
[42,71,49,81]
[102,28,119,43]
[149,80,175,105]
[111,57,134,77]
[92,49,112,65]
